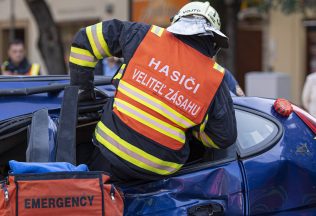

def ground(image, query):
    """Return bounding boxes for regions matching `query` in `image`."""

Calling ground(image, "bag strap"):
[55,86,79,165]
[26,109,50,162]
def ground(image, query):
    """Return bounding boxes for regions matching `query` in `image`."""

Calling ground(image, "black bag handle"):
[26,109,50,162]
[55,86,79,165]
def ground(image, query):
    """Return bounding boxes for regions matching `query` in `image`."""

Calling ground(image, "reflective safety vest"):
[95,25,225,176]
[26,64,40,76]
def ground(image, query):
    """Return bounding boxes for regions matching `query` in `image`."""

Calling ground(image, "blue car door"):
[122,156,245,216]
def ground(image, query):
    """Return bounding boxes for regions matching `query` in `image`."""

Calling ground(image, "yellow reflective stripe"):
[192,130,201,141]
[200,115,208,131]
[69,57,97,68]
[193,129,218,149]
[95,121,182,175]
[86,23,112,59]
[213,62,225,73]
[199,115,219,149]
[113,73,122,80]
[118,80,195,128]
[69,47,97,68]
[113,64,126,80]
[86,25,102,59]
[151,25,157,34]
[96,22,112,57]
[114,98,185,143]
[71,46,94,57]
[29,64,40,76]
[199,132,219,149]
[151,25,164,37]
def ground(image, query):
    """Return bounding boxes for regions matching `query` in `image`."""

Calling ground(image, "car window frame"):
[234,105,283,159]
[173,105,283,178]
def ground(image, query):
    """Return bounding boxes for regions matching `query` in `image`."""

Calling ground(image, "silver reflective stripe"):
[95,126,179,173]
[114,99,185,142]
[199,131,219,149]
[154,26,163,35]
[70,52,96,63]
[91,24,105,56]
[118,82,192,128]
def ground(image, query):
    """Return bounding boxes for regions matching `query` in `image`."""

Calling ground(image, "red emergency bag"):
[0,172,123,216]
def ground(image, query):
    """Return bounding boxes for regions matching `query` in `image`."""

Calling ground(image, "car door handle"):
[187,202,224,216]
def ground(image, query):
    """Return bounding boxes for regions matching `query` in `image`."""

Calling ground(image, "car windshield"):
[235,109,278,151]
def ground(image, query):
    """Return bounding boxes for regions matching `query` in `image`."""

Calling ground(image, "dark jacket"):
[1,58,32,75]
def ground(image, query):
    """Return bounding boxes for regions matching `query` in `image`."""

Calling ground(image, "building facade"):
[0,0,129,74]
[267,9,315,105]
[236,6,315,104]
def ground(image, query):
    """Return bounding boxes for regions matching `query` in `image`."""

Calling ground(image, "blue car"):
[0,76,315,215]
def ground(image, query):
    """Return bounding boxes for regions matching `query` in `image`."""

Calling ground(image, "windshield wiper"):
[0,77,112,96]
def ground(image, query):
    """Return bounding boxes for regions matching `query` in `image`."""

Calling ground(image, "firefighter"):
[70,1,237,182]
[1,40,40,76]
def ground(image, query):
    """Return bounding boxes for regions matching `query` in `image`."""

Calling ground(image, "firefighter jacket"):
[1,58,40,76]
[69,19,237,178]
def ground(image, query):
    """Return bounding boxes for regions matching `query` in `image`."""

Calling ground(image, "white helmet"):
[167,1,228,48]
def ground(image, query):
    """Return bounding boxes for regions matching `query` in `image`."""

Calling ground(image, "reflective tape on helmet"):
[114,98,185,143]
[69,46,97,68]
[95,121,182,175]
[86,22,112,59]
[117,80,196,128]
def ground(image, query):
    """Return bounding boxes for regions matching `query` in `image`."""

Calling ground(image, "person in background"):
[302,72,316,117]
[1,40,40,76]
[224,69,245,96]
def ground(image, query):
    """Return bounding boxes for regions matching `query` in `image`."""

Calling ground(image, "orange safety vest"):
[113,25,225,150]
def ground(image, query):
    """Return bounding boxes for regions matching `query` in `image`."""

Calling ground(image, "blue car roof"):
[0,76,277,121]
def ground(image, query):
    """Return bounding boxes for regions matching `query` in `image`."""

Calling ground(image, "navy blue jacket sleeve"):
[193,80,237,149]
[205,81,237,148]
[69,19,150,90]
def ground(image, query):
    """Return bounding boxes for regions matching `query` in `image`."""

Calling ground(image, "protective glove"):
[78,89,96,102]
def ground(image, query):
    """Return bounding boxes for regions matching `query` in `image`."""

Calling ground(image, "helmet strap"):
[214,44,221,56]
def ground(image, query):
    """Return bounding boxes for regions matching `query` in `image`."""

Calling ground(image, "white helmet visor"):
[167,16,229,48]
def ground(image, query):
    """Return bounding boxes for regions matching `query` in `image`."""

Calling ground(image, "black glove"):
[78,89,96,102]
